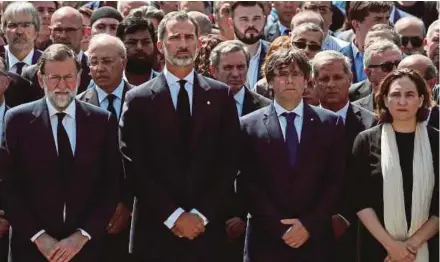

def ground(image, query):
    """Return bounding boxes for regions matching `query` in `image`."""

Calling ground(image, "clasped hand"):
[35,232,88,262]
[384,240,417,262]
[171,212,205,240]
[281,218,310,248]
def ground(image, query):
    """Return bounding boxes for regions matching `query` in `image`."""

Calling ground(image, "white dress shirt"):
[233,86,246,117]
[273,99,304,142]
[31,99,91,242]
[162,67,208,229]
[4,45,34,74]
[0,102,5,144]
[335,101,350,125]
[246,41,262,90]
[95,79,124,119]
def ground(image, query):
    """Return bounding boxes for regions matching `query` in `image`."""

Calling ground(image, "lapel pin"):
[207,101,211,105]
[311,118,314,121]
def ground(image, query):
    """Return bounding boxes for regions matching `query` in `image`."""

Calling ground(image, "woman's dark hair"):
[375,68,432,123]
[194,34,224,78]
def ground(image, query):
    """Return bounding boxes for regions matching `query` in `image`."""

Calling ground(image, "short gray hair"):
[157,11,199,41]
[37,44,80,75]
[209,40,250,69]
[1,2,40,32]
[89,33,127,58]
[365,24,401,47]
[395,16,426,37]
[291,11,325,30]
[311,50,352,78]
[427,19,440,40]
[291,22,325,44]
[187,11,211,36]
[363,40,402,68]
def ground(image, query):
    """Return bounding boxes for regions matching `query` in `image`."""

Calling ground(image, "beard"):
[45,86,77,111]
[233,25,264,45]
[126,55,154,75]
[163,44,195,67]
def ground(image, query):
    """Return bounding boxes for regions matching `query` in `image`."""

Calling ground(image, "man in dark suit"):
[77,34,133,262]
[240,48,346,262]
[311,50,376,262]
[2,2,42,74]
[209,40,270,262]
[0,44,120,262]
[348,79,371,101]
[353,40,403,111]
[22,7,91,99]
[116,12,158,86]
[120,11,240,261]
[264,2,298,42]
[231,2,269,89]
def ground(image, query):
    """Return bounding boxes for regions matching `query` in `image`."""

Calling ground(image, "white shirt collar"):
[251,41,263,60]
[0,102,5,118]
[335,101,350,121]
[274,98,304,118]
[163,67,195,86]
[46,97,76,119]
[95,79,125,104]
[234,86,246,105]
[76,50,84,63]
[5,45,34,68]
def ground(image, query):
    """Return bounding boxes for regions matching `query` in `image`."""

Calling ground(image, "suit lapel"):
[189,73,211,151]
[31,99,58,159]
[83,87,100,107]
[345,104,364,150]
[257,41,267,81]
[32,49,42,65]
[296,103,318,165]
[263,103,283,141]
[242,87,256,116]
[79,54,91,92]
[119,81,131,118]
[74,100,91,160]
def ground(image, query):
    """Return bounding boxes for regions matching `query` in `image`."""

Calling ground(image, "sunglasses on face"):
[367,60,401,72]
[401,36,423,47]
[292,41,321,51]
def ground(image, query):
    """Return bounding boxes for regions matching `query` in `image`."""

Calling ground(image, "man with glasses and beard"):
[120,11,240,262]
[1,44,120,262]
[353,40,403,112]
[117,12,159,86]
[231,1,269,90]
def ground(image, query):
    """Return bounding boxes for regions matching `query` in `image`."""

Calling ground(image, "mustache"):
[12,35,28,43]
[176,48,190,53]
[245,27,259,34]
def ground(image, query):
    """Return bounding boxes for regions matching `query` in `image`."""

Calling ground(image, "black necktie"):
[15,62,26,75]
[106,94,117,118]
[57,113,73,160]
[283,112,299,167]
[284,29,291,36]
[177,80,191,148]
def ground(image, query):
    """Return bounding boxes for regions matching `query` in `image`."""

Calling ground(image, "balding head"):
[187,11,211,36]
[89,34,127,58]
[398,54,438,89]
[291,11,324,30]
[50,6,84,53]
[395,16,425,55]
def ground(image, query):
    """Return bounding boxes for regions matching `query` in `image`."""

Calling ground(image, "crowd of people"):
[0,1,438,262]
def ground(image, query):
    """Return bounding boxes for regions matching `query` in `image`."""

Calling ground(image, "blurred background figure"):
[32,1,58,51]
[90,6,123,36]
[194,34,224,79]
[395,16,426,55]
[78,6,92,51]
[117,1,149,18]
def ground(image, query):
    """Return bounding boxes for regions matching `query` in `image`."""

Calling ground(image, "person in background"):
[213,1,234,40]
[290,22,324,59]
[179,1,206,14]
[194,34,224,79]
[156,1,178,15]
[117,1,149,18]
[395,16,426,56]
[424,19,439,71]
[78,7,92,52]
[348,68,439,262]
[32,1,58,51]
[264,1,299,42]
[363,24,401,50]
[90,6,123,36]
[188,11,212,36]
[290,10,324,31]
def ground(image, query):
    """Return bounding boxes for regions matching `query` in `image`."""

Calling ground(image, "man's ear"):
[157,40,164,55]
[210,65,216,78]
[37,71,44,90]
[351,20,359,32]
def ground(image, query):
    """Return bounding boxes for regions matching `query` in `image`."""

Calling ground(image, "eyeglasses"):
[303,5,331,14]
[6,21,34,29]
[367,60,401,72]
[89,57,120,68]
[50,27,82,35]
[401,36,423,48]
[43,74,77,86]
[292,41,321,51]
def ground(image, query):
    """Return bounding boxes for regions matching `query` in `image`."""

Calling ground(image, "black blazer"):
[239,102,346,262]
[242,87,271,116]
[4,72,37,108]
[353,93,374,113]
[256,40,269,82]
[4,48,42,70]
[348,124,439,262]
[1,99,121,261]
[21,53,91,99]
[428,105,439,130]
[120,72,241,261]
[349,80,372,102]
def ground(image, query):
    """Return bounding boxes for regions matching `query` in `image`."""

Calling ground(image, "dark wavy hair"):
[375,68,432,123]
[194,34,224,78]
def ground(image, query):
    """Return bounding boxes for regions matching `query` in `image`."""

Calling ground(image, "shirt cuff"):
[164,207,185,229]
[77,228,92,240]
[31,230,46,242]
[337,214,351,226]
[190,208,209,226]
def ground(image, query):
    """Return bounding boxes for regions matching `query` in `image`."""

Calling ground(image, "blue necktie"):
[283,112,299,167]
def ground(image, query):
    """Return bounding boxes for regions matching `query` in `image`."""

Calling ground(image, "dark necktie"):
[177,79,191,137]
[283,112,299,167]
[106,94,117,118]
[15,62,26,75]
